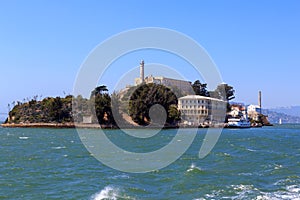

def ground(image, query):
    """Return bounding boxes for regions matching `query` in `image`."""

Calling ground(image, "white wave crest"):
[257,185,300,200]
[19,136,29,140]
[90,186,120,200]
[109,174,130,180]
[51,146,66,150]
[186,163,203,172]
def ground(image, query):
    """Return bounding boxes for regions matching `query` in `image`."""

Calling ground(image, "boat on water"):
[227,118,251,128]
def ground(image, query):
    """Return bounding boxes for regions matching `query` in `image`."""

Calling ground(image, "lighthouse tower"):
[140,60,144,83]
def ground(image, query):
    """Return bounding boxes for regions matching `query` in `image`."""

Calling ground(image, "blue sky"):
[1,1,300,120]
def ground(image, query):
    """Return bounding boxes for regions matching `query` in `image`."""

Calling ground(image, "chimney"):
[258,91,262,114]
[140,60,144,83]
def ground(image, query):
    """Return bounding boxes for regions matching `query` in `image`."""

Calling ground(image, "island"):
[2,61,272,129]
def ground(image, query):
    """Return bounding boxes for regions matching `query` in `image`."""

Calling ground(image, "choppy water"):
[0,125,299,199]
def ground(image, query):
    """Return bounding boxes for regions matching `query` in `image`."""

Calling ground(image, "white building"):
[228,104,244,118]
[247,104,261,120]
[178,95,227,126]
[247,104,261,113]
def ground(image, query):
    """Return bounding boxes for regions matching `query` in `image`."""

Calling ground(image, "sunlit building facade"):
[178,95,227,125]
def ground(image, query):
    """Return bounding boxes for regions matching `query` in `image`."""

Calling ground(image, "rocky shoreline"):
[1,123,116,129]
[1,123,180,129]
[1,122,221,129]
[1,122,254,129]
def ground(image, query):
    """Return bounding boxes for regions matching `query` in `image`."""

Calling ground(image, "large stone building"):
[134,60,193,94]
[178,95,227,126]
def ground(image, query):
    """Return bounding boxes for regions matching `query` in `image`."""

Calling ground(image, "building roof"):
[247,104,261,108]
[178,95,226,102]
[145,75,191,83]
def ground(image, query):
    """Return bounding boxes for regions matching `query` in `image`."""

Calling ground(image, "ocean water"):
[0,125,299,200]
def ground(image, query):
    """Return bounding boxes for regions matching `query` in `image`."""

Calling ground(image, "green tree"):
[168,105,181,124]
[90,85,108,98]
[111,91,123,126]
[48,97,63,122]
[128,83,178,125]
[210,83,235,101]
[90,85,113,125]
[192,80,209,96]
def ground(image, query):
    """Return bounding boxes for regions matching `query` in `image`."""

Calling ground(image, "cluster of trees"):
[192,80,235,101]
[192,80,235,112]
[72,85,114,125]
[6,85,118,125]
[7,80,235,126]
[7,95,73,123]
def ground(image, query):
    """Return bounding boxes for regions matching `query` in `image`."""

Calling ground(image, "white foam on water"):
[287,185,300,193]
[196,184,300,200]
[90,186,123,200]
[274,164,283,170]
[233,184,253,191]
[186,163,203,172]
[51,146,66,150]
[7,132,13,136]
[229,184,259,199]
[109,174,130,180]
[238,172,253,176]
[274,179,291,186]
[256,185,300,200]
[19,136,29,140]
[246,148,257,152]
[202,189,224,199]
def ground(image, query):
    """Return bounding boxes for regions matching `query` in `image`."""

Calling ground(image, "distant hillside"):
[263,109,300,124]
[269,106,300,117]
